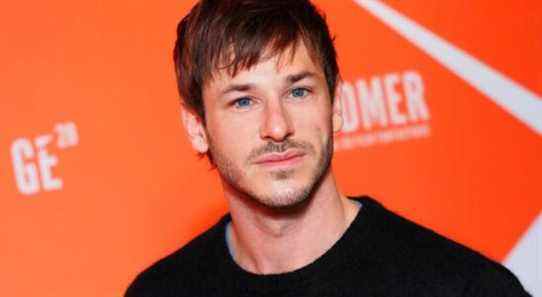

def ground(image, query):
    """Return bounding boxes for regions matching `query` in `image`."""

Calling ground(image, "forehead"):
[205,42,325,89]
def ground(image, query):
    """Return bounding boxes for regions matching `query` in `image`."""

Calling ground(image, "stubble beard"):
[207,133,334,210]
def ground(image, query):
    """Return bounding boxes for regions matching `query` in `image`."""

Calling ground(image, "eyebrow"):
[221,84,255,96]
[220,71,318,96]
[286,71,317,84]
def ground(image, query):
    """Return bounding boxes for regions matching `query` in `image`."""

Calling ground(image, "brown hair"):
[173,0,339,119]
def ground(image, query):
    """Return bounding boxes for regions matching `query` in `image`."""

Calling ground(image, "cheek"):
[296,108,332,137]
[207,117,257,158]
[307,116,333,150]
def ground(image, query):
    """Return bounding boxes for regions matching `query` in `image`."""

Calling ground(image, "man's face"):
[196,43,341,209]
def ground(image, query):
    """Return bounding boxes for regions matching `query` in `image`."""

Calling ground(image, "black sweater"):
[125,196,530,297]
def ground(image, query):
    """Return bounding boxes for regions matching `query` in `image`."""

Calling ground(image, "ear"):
[332,84,343,133]
[181,106,209,153]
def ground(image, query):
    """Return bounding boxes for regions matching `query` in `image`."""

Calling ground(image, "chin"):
[251,185,313,210]
[245,171,322,210]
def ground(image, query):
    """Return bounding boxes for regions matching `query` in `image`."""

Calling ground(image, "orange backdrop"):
[1,1,541,296]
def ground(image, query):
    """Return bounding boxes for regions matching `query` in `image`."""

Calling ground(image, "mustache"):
[247,139,315,162]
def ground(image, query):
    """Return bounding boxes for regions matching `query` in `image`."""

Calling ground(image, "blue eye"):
[291,88,308,98]
[233,97,252,108]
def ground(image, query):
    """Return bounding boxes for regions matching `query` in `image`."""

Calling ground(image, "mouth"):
[252,150,306,169]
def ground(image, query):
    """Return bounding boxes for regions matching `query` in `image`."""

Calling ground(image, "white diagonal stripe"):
[354,0,542,135]
[504,212,542,297]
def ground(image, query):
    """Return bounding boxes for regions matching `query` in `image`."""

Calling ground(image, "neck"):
[224,172,360,274]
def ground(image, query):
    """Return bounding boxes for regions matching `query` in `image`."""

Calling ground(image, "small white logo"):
[10,121,79,196]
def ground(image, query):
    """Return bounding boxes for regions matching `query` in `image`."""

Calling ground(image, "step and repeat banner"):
[1,1,541,296]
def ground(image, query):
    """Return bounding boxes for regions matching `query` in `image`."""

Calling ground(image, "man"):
[125,0,530,296]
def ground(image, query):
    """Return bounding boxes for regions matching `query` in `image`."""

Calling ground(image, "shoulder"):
[359,197,501,268]
[124,215,230,297]
[356,197,530,296]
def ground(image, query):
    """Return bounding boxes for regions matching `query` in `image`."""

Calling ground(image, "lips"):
[252,150,305,167]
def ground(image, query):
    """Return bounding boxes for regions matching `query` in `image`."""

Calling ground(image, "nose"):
[259,99,294,142]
